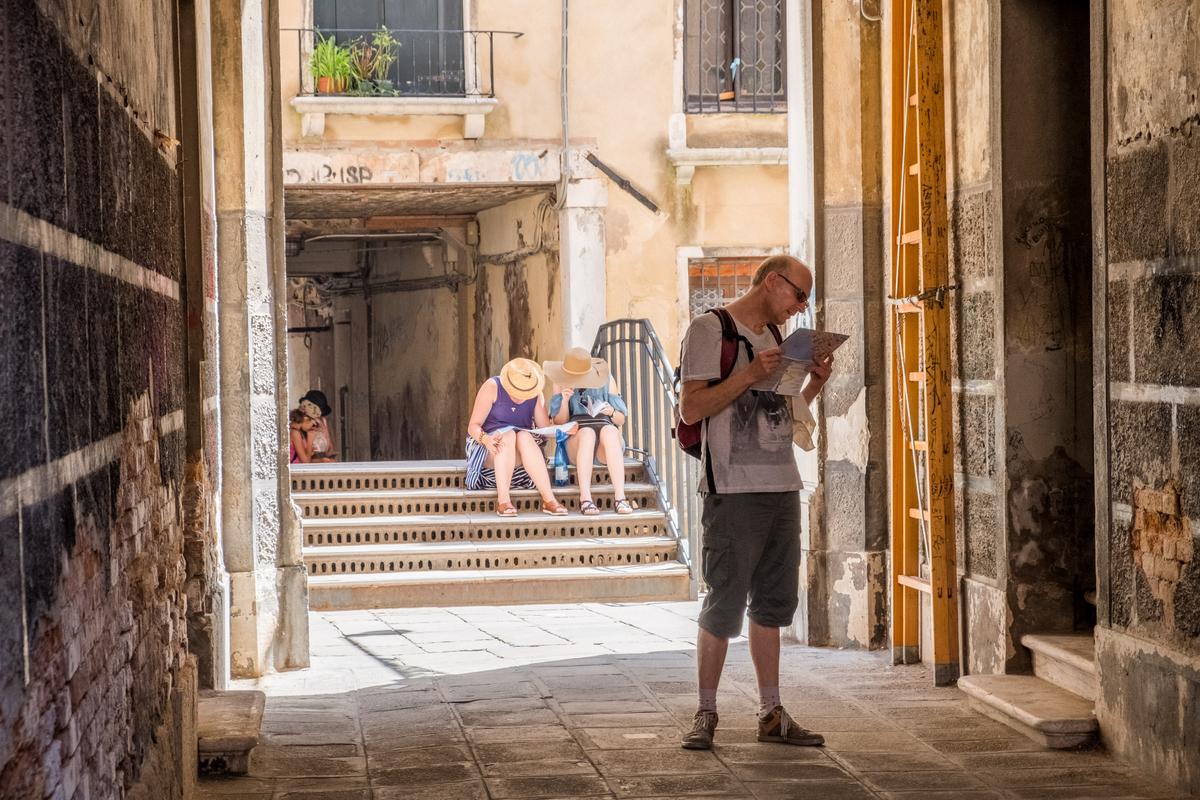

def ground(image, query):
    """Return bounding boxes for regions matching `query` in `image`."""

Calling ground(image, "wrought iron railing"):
[283,27,522,98]
[683,0,787,113]
[593,319,701,598]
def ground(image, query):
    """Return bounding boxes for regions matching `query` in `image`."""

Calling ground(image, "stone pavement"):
[199,601,1193,800]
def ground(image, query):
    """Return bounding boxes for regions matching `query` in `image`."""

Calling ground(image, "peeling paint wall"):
[804,0,888,649]
[369,244,468,460]
[1097,1,1200,792]
[475,193,562,381]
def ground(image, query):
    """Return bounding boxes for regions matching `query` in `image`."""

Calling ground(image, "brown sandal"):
[496,501,518,517]
[541,499,568,516]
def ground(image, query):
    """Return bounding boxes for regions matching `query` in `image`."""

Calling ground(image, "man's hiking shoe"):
[757,705,824,746]
[681,710,718,750]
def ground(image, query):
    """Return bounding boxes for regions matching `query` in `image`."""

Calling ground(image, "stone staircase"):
[291,459,692,610]
[958,631,1099,749]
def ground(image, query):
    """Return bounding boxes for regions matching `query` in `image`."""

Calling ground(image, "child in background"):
[289,410,316,464]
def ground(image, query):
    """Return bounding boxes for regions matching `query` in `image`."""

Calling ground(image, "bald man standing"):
[678,255,834,751]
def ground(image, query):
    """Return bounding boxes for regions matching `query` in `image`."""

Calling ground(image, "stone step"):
[957,675,1097,749]
[292,483,659,518]
[304,535,680,576]
[197,690,265,776]
[290,458,645,493]
[301,508,670,547]
[1022,633,1098,701]
[307,562,691,610]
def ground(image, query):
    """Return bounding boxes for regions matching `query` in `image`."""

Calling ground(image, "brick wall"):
[0,1,202,797]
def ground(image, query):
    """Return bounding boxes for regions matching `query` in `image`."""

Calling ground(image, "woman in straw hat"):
[546,347,634,515]
[465,358,570,516]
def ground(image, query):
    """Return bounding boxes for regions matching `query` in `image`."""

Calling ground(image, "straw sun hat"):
[543,347,610,389]
[498,358,546,403]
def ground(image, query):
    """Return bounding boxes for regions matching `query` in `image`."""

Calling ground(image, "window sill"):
[666,147,788,185]
[290,95,500,140]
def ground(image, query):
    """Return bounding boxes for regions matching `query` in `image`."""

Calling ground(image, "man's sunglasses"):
[776,272,808,305]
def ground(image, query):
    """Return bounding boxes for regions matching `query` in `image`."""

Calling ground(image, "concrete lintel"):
[666,146,788,185]
[290,95,499,141]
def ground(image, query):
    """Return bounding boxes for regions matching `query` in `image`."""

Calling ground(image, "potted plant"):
[371,26,400,92]
[350,39,379,93]
[310,32,351,94]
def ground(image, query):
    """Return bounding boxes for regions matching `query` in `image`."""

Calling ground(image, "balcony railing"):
[283,27,523,99]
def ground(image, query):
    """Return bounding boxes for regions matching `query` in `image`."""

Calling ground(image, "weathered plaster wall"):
[999,0,1094,673]
[369,244,468,460]
[0,1,204,797]
[1097,1,1200,791]
[804,0,888,650]
[475,193,563,381]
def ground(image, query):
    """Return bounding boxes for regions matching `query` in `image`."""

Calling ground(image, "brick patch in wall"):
[1132,482,1193,626]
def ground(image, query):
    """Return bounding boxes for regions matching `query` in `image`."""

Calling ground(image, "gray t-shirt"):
[680,311,804,494]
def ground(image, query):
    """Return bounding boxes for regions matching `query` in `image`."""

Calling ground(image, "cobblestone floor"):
[199,601,1193,800]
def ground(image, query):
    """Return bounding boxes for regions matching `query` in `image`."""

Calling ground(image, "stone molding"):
[666,112,787,185]
[290,95,500,140]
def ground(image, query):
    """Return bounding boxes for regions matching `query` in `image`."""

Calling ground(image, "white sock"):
[758,687,780,716]
[698,688,717,714]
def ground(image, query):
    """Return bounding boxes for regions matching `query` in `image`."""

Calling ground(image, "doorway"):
[998,0,1095,670]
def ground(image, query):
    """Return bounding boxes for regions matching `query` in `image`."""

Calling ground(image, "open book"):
[490,421,579,438]
[580,395,611,417]
[751,327,850,395]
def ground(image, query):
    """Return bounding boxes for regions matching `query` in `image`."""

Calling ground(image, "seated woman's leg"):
[514,431,555,500]
[566,427,599,503]
[596,424,627,503]
[486,430,519,505]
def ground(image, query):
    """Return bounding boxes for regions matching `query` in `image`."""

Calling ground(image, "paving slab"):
[198,601,1187,800]
[486,774,613,798]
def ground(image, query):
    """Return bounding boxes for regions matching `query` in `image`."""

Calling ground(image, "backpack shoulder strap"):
[707,307,741,380]
[707,306,738,340]
[767,323,783,345]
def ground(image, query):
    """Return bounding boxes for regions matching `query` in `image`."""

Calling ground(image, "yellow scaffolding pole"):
[888,0,960,686]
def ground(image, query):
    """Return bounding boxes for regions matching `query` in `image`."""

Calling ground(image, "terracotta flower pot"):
[317,76,333,94]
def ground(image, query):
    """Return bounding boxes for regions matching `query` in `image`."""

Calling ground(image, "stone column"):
[211,0,309,678]
[803,0,889,649]
[558,178,609,347]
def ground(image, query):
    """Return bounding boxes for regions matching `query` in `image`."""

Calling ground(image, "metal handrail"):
[593,319,701,599]
[282,27,523,99]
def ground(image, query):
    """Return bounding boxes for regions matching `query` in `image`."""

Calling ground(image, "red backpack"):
[673,307,781,460]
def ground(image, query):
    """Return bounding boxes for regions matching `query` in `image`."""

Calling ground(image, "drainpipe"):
[554,0,571,209]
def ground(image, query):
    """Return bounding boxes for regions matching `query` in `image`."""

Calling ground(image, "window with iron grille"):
[684,0,786,113]
[688,258,760,317]
[314,0,466,95]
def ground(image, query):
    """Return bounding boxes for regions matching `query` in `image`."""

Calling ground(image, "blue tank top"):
[483,377,537,432]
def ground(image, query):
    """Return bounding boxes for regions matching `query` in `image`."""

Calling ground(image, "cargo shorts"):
[697,491,801,639]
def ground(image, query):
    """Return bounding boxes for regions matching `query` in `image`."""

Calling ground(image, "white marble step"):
[301,508,670,547]
[303,535,681,575]
[307,562,691,610]
[290,459,645,492]
[293,483,659,517]
[958,674,1097,749]
[1022,633,1097,701]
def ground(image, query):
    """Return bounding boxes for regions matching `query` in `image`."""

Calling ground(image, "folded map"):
[751,327,850,395]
